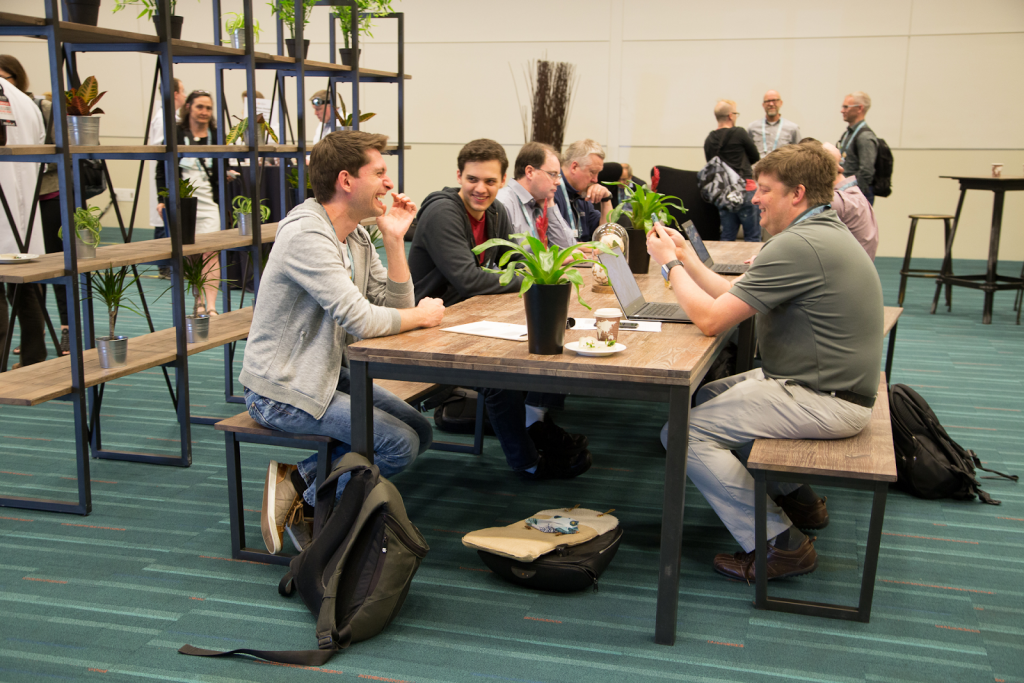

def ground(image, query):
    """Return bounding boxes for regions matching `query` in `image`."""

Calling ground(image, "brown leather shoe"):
[776,492,829,530]
[713,536,818,582]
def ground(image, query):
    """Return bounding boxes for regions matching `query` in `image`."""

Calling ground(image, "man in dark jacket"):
[410,139,592,481]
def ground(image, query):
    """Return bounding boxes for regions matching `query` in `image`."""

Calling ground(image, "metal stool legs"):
[899,215,954,309]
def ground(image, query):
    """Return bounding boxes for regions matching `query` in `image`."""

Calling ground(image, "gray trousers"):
[662,368,872,552]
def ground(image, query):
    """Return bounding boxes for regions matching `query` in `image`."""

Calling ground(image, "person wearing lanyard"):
[495,142,575,249]
[552,139,613,242]
[748,90,801,159]
[645,141,883,583]
[837,91,879,205]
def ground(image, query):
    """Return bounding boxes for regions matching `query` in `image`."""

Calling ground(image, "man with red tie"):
[495,142,576,249]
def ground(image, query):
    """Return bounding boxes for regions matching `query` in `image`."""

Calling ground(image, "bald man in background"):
[748,90,801,159]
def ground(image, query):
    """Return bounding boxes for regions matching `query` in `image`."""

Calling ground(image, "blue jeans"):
[477,389,565,471]
[244,366,433,506]
[718,190,760,242]
[154,219,167,241]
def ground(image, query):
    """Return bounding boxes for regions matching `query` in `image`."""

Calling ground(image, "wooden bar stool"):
[898,214,955,308]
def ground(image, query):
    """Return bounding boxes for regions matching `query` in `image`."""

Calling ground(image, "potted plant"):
[231,195,271,236]
[268,0,317,58]
[472,233,616,355]
[64,0,102,26]
[181,252,223,343]
[223,12,261,50]
[332,0,395,66]
[337,94,375,130]
[58,206,103,259]
[90,267,143,369]
[157,178,199,245]
[112,0,194,40]
[604,168,686,274]
[224,113,279,146]
[65,76,105,146]
[285,163,313,207]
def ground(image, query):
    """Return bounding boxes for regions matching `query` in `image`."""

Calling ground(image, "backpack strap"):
[178,642,340,666]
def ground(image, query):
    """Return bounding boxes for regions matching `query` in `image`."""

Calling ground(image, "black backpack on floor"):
[889,384,1017,505]
[179,453,429,666]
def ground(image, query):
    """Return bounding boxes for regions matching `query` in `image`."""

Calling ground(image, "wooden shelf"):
[0,223,278,284]
[0,144,57,156]
[0,308,253,407]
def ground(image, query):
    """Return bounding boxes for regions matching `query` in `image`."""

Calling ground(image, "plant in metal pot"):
[90,267,143,369]
[180,252,227,342]
[65,75,105,145]
[59,206,103,259]
[224,113,279,146]
[157,177,200,244]
[472,233,617,354]
[332,0,395,64]
[223,11,261,48]
[231,195,271,235]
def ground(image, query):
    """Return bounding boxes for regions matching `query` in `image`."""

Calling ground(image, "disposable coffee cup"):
[992,163,1003,178]
[594,307,622,342]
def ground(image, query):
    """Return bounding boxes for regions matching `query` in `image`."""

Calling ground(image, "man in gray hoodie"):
[240,131,445,555]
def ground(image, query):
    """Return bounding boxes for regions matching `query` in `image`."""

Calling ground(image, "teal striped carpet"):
[1,254,1021,683]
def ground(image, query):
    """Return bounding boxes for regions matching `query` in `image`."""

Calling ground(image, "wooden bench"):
[748,374,897,622]
[883,306,903,382]
[215,379,480,565]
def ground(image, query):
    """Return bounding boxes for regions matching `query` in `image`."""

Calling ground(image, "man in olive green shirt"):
[646,141,883,582]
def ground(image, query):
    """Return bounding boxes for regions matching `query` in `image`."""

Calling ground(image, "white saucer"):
[565,341,627,357]
[0,253,39,264]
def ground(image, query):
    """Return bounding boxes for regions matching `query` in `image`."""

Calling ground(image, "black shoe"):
[59,328,70,356]
[157,267,171,280]
[520,449,593,481]
[527,416,587,456]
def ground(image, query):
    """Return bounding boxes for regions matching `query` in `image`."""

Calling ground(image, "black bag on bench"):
[889,384,1018,505]
[179,453,429,666]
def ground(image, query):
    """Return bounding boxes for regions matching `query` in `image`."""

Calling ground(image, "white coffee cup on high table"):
[992,163,1003,178]
[594,308,622,342]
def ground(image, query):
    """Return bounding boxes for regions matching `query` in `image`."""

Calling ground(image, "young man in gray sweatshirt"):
[240,131,445,554]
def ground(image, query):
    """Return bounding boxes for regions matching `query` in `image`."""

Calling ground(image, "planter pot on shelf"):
[67,115,100,146]
[185,315,210,344]
[153,15,183,40]
[285,39,310,59]
[522,283,571,355]
[625,228,650,274]
[229,28,245,50]
[97,335,128,369]
[74,235,97,259]
[236,212,253,236]
[63,0,101,26]
[338,48,361,67]
[242,127,269,147]
[179,196,198,245]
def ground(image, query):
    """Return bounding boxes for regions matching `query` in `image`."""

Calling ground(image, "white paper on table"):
[571,318,662,332]
[441,321,529,342]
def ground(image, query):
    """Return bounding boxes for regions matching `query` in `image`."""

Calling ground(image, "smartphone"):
[620,321,639,329]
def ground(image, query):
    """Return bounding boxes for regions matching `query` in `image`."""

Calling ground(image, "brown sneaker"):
[776,492,829,530]
[713,536,818,583]
[261,461,300,555]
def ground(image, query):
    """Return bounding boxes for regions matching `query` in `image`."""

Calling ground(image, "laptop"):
[682,221,749,274]
[597,247,691,323]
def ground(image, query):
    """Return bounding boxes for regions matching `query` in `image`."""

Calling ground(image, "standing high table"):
[347,241,761,645]
[933,176,1024,324]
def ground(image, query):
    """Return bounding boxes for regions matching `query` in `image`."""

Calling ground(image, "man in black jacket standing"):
[409,139,592,481]
[704,99,761,242]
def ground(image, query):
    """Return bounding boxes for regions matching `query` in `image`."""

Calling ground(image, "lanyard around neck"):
[840,121,866,152]
[558,181,579,236]
[761,118,784,154]
[790,204,829,228]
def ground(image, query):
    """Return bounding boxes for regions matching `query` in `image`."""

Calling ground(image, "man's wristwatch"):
[661,259,683,281]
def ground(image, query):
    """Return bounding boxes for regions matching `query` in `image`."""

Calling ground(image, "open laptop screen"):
[597,247,645,315]
[681,221,714,267]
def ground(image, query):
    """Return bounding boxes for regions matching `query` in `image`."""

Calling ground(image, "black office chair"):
[599,162,624,208]
[651,165,721,242]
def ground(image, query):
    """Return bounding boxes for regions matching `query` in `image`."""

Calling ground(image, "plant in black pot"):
[113,0,195,39]
[158,177,199,245]
[268,0,317,58]
[64,0,102,26]
[90,267,143,369]
[604,168,686,274]
[332,0,395,66]
[472,234,617,355]
[65,75,105,146]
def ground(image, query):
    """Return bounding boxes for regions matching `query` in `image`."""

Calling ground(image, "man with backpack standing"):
[704,100,762,241]
[838,91,880,204]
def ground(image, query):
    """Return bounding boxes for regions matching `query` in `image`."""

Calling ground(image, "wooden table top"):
[0,308,253,407]
[0,223,278,284]
[348,241,762,387]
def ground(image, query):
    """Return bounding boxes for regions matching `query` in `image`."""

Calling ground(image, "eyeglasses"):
[535,168,560,180]
[310,97,328,106]
[763,98,780,104]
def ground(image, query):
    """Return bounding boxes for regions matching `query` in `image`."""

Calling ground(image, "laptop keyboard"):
[640,302,686,318]
[712,263,749,274]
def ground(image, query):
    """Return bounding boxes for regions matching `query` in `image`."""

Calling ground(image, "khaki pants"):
[662,368,872,552]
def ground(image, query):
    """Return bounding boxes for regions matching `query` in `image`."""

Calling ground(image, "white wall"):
[2,0,1022,259]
